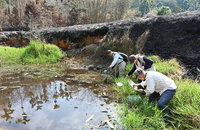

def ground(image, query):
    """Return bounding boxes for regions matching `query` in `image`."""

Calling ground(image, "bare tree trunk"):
[18,0,22,25]
[18,0,21,18]
[8,0,12,15]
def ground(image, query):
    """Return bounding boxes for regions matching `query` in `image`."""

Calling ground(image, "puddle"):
[0,67,119,129]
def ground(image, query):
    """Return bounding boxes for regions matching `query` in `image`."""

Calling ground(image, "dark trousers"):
[149,90,176,115]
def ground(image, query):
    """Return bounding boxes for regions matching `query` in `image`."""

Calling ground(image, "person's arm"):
[132,84,145,94]
[127,64,136,76]
[138,89,146,94]
[109,54,119,68]
[144,77,155,96]
[143,57,153,70]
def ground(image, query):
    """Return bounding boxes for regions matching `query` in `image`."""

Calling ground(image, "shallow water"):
[0,68,118,130]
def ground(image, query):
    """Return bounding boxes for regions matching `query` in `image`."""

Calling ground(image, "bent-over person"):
[133,68,177,117]
[126,54,156,78]
[106,50,127,77]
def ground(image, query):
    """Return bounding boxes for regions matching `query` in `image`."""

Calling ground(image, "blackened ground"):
[1,11,200,78]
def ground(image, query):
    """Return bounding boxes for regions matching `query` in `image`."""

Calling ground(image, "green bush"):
[21,41,65,63]
[0,40,65,64]
[157,6,172,15]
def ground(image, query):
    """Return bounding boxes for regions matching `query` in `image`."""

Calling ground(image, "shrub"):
[21,41,65,63]
[157,6,172,15]
[0,40,65,64]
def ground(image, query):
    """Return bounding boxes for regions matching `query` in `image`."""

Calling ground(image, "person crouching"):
[133,68,177,117]
[126,54,156,78]
[106,50,126,77]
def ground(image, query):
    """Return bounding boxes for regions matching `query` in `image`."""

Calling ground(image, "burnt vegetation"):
[0,0,129,29]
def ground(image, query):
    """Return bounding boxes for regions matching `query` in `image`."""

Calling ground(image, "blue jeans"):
[149,90,176,115]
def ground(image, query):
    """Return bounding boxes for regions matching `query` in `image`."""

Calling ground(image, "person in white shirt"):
[133,68,177,116]
[106,50,126,77]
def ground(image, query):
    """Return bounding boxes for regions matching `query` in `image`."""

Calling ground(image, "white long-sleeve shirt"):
[144,71,177,96]
[109,52,124,68]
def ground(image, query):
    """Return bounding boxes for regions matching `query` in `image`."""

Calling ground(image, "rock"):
[0,32,8,41]
[128,95,142,103]
[87,65,96,70]
[96,65,103,70]
[81,44,98,57]
[2,26,30,31]
[0,31,32,47]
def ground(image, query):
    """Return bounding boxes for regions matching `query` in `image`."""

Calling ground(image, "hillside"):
[0,11,200,77]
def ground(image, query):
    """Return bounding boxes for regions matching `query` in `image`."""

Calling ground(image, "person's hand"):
[141,66,144,70]
[107,67,111,71]
[138,89,144,93]
[126,75,129,78]
[132,84,137,88]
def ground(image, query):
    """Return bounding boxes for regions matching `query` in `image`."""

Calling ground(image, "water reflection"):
[0,69,118,129]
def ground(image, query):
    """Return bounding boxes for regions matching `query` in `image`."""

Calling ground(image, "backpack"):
[118,52,128,62]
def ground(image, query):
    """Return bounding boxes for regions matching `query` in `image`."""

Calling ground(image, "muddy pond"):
[0,62,119,130]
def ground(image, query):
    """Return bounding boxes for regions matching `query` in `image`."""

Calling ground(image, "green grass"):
[149,55,181,76]
[113,55,200,129]
[0,41,65,64]
[0,46,26,64]
[171,79,200,129]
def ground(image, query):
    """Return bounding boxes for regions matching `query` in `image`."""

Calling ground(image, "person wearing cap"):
[126,54,155,78]
[106,50,126,77]
[133,68,177,116]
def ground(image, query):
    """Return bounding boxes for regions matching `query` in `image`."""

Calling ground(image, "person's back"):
[134,68,177,118]
[106,50,126,77]
[126,55,156,78]
[145,71,177,95]
[138,56,156,71]
[110,52,124,68]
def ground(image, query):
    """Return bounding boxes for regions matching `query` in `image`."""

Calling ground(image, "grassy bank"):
[113,56,200,129]
[0,40,65,64]
[0,41,65,79]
